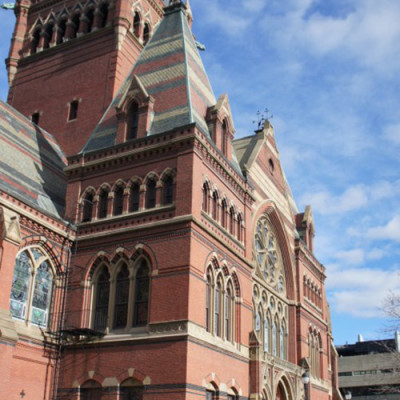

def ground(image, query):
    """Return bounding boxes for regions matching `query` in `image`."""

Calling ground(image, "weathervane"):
[253,108,273,130]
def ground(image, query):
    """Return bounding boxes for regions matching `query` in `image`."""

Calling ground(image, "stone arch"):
[117,368,150,386]
[85,251,112,281]
[130,243,158,272]
[252,200,295,301]
[19,235,64,275]
[274,374,294,400]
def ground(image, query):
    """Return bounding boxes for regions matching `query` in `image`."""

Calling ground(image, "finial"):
[252,108,273,131]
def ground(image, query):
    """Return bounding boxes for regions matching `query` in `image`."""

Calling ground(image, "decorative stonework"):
[0,207,22,245]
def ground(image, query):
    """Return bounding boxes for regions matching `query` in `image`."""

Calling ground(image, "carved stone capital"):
[0,207,22,245]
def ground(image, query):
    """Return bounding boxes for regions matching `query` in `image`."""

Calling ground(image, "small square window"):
[31,112,40,125]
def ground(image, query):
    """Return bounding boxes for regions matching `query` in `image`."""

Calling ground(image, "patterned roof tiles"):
[0,101,67,219]
[82,3,216,153]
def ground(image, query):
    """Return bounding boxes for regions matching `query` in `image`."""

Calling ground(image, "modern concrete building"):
[337,332,400,400]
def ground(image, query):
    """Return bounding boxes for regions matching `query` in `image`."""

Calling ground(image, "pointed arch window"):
[225,283,234,342]
[221,199,227,229]
[206,271,212,332]
[133,261,150,326]
[229,207,235,235]
[113,264,129,329]
[145,178,156,209]
[71,13,81,39]
[163,175,174,205]
[99,2,108,28]
[31,26,41,54]
[43,24,53,49]
[133,12,141,37]
[98,188,109,218]
[202,182,210,213]
[10,248,54,328]
[82,192,94,222]
[212,191,218,220]
[130,183,140,212]
[222,119,228,156]
[85,8,95,33]
[143,23,150,45]
[237,213,242,241]
[114,185,124,216]
[56,18,67,44]
[127,101,139,140]
[81,380,102,400]
[264,317,270,352]
[215,278,222,337]
[272,320,278,356]
[94,266,110,331]
[280,323,285,359]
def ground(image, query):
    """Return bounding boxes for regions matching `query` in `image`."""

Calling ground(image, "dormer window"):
[133,12,141,37]
[127,102,139,140]
[31,112,40,125]
[69,100,79,121]
[143,23,150,45]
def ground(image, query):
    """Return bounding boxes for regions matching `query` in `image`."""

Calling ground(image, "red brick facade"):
[0,1,341,400]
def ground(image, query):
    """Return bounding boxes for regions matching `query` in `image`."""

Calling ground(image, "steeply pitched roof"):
[0,101,67,219]
[82,3,216,153]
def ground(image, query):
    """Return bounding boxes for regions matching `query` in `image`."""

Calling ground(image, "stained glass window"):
[31,261,53,326]
[10,252,32,320]
[10,248,54,327]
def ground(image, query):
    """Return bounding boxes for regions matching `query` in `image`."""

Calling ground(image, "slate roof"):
[82,3,216,153]
[0,101,67,219]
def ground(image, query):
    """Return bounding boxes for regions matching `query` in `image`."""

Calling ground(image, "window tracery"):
[91,257,151,332]
[10,247,54,327]
[254,216,286,294]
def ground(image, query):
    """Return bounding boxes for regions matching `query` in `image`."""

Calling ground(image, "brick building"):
[0,0,342,399]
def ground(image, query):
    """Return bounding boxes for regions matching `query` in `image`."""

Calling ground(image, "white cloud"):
[301,185,368,215]
[383,123,400,145]
[326,264,400,318]
[366,215,400,243]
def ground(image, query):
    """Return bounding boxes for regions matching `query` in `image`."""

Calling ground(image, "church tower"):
[6,0,164,155]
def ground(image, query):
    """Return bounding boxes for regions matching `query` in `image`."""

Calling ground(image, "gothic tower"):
[6,0,164,155]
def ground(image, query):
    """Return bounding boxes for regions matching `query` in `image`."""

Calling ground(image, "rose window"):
[254,217,286,294]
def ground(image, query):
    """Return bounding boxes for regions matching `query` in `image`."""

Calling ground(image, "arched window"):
[93,266,110,331]
[130,182,140,212]
[98,188,109,218]
[221,199,227,229]
[215,277,222,337]
[120,378,143,400]
[56,18,67,44]
[133,12,141,37]
[82,192,94,222]
[71,13,81,39]
[229,207,235,235]
[81,380,102,400]
[212,191,218,220]
[206,270,212,332]
[43,24,53,49]
[237,213,242,241]
[272,320,277,356]
[162,175,174,205]
[264,317,270,352]
[145,178,156,209]
[280,322,285,359]
[127,101,139,140]
[255,310,261,332]
[113,185,124,216]
[99,2,108,28]
[10,248,54,327]
[31,26,41,54]
[222,119,228,155]
[143,23,150,45]
[202,182,210,213]
[225,282,234,342]
[85,8,95,33]
[133,260,150,326]
[113,264,129,329]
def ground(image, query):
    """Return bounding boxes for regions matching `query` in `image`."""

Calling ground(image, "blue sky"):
[1,0,400,345]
